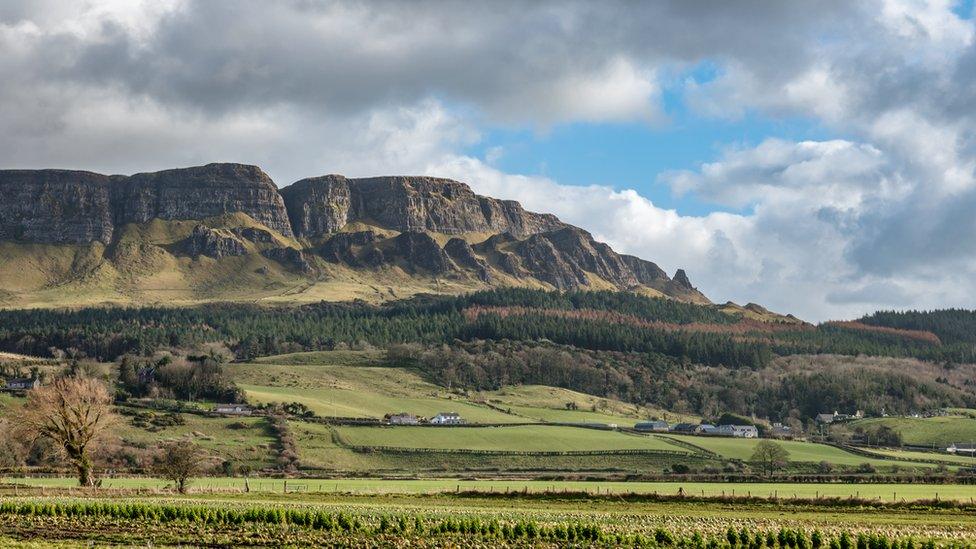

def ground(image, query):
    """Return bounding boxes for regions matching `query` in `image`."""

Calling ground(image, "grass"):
[866,447,976,465]
[332,424,687,452]
[2,477,975,502]
[114,412,277,469]
[230,353,525,423]
[847,416,976,448]
[664,435,941,469]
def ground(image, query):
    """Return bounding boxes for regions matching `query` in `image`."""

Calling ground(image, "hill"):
[0,163,707,308]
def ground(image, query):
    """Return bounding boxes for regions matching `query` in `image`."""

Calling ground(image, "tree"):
[16,377,116,486]
[153,440,208,494]
[750,440,790,477]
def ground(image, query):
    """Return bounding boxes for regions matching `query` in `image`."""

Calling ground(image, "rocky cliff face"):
[0,169,116,244]
[0,163,706,302]
[116,164,293,236]
[280,175,565,239]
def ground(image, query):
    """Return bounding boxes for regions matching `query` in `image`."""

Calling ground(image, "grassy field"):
[866,447,976,466]
[847,416,976,447]
[333,424,687,452]
[2,477,975,502]
[231,351,659,427]
[663,435,942,469]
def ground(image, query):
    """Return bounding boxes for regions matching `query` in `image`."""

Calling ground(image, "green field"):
[664,435,941,469]
[333,424,686,452]
[231,352,664,427]
[866,447,976,466]
[2,477,974,502]
[847,416,976,447]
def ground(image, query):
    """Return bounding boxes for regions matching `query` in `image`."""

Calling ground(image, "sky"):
[1,0,976,321]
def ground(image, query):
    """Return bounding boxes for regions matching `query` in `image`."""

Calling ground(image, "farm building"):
[430,412,465,425]
[214,404,252,416]
[769,422,793,438]
[716,424,759,438]
[387,413,419,425]
[4,377,40,391]
[671,423,717,435]
[634,420,670,432]
[816,410,864,424]
[946,443,976,456]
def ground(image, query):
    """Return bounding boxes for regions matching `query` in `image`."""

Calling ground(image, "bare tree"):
[751,440,790,477]
[16,377,116,486]
[153,440,208,494]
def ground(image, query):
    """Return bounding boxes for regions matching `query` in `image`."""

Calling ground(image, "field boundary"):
[345,445,695,458]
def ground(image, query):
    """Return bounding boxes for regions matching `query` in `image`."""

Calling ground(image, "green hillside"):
[845,416,976,447]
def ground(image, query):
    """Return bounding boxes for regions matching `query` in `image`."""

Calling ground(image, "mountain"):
[0,163,707,307]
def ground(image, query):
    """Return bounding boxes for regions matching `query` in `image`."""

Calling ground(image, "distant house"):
[635,420,670,432]
[4,378,40,391]
[946,443,976,456]
[214,404,252,416]
[697,424,718,435]
[670,423,698,434]
[816,410,864,424]
[770,422,793,438]
[137,367,156,385]
[430,412,465,425]
[716,424,759,438]
[387,413,419,425]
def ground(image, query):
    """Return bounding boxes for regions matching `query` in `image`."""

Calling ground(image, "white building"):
[430,412,464,425]
[716,424,759,438]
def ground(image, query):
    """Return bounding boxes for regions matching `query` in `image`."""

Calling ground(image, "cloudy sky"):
[2,0,976,320]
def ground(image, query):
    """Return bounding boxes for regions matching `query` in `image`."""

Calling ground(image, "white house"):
[214,404,252,416]
[716,424,759,438]
[946,443,976,456]
[430,412,464,425]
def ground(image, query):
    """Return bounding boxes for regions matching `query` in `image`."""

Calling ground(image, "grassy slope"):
[848,416,976,447]
[113,412,278,469]
[235,351,670,427]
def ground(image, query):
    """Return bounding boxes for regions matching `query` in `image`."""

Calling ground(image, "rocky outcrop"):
[392,232,455,274]
[0,170,115,244]
[318,231,385,268]
[181,225,247,259]
[116,164,293,236]
[280,175,351,238]
[444,238,491,282]
[261,246,314,274]
[673,269,693,290]
[280,175,564,238]
[233,227,276,244]
[620,255,669,285]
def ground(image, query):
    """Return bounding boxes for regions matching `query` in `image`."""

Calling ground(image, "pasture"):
[848,416,976,448]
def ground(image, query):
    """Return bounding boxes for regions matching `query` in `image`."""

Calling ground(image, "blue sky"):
[4,0,976,320]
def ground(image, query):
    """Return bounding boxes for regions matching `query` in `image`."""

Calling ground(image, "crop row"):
[0,500,970,548]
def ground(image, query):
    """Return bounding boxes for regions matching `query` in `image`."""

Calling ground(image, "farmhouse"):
[634,420,670,432]
[816,410,864,424]
[430,412,465,425]
[387,413,419,425]
[214,404,252,416]
[716,424,759,438]
[770,422,793,438]
[946,443,976,456]
[4,377,40,391]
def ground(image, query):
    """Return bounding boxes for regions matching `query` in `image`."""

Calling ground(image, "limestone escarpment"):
[279,175,565,239]
[0,169,116,244]
[0,162,707,304]
[116,164,293,236]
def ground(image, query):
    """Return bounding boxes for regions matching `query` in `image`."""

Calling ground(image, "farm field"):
[663,435,943,469]
[866,447,976,466]
[0,490,974,547]
[2,478,975,501]
[332,424,686,452]
[846,416,976,447]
